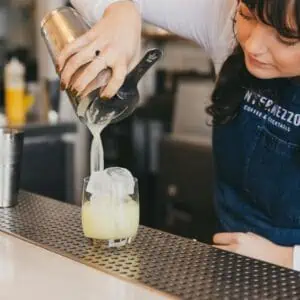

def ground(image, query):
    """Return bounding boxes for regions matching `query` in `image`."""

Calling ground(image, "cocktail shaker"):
[0,128,24,208]
[41,6,162,125]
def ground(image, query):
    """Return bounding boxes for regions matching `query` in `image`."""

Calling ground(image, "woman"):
[57,0,300,270]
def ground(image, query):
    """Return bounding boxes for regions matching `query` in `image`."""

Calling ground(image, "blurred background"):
[0,0,217,243]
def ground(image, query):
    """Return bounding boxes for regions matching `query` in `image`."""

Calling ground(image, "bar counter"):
[1,191,300,299]
[0,232,169,300]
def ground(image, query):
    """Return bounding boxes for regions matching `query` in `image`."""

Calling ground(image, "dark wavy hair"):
[207,0,300,125]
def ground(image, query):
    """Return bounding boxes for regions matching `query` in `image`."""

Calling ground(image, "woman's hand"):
[213,232,293,269]
[57,1,142,99]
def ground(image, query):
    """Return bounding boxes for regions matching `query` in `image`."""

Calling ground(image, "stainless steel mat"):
[1,191,300,300]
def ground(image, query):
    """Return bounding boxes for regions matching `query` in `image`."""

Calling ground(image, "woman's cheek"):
[235,18,252,48]
[272,49,300,76]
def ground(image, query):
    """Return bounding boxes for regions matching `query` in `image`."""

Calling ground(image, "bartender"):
[57,0,300,270]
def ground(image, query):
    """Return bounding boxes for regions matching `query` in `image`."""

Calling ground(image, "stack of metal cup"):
[0,128,24,208]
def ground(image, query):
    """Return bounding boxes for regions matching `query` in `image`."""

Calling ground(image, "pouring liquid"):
[83,120,140,247]
[88,123,107,173]
[78,49,163,246]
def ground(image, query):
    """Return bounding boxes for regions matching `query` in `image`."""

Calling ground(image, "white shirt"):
[70,0,300,272]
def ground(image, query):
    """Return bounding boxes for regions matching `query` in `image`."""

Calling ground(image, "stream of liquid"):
[87,122,109,173]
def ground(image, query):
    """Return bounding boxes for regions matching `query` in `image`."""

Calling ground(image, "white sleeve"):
[293,246,300,271]
[71,0,236,65]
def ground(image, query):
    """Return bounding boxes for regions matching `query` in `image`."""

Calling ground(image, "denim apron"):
[213,82,300,246]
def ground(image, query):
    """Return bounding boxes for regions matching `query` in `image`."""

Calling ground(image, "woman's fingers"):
[70,45,128,99]
[76,45,128,99]
[71,55,109,94]
[213,232,245,245]
[100,62,128,99]
[81,69,112,97]
[78,62,128,99]
[57,29,97,72]
[60,44,100,89]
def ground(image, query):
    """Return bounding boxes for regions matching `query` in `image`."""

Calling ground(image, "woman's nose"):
[244,25,269,56]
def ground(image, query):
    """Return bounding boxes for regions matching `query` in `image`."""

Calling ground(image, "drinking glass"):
[81,176,139,248]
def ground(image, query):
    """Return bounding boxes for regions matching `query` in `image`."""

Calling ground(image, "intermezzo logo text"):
[242,90,300,132]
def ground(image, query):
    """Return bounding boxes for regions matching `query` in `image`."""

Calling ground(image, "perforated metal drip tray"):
[1,192,300,300]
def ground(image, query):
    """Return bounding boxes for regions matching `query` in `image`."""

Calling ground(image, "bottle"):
[4,57,26,126]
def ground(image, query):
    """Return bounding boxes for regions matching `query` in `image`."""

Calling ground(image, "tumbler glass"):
[81,175,139,248]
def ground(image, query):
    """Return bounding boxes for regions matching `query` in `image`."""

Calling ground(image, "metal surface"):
[0,128,24,207]
[1,191,300,299]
